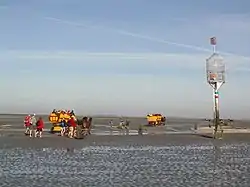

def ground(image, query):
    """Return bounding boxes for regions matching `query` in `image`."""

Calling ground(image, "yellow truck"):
[146,114,166,126]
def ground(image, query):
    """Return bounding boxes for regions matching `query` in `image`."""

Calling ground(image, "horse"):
[75,116,92,139]
[82,117,92,135]
[124,120,130,129]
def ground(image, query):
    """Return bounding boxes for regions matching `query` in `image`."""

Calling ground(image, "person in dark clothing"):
[70,110,75,116]
[138,125,143,135]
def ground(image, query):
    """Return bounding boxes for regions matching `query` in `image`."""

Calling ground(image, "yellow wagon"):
[48,110,75,133]
[146,114,166,126]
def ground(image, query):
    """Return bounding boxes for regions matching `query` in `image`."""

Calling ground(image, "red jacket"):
[24,116,31,126]
[37,119,44,129]
[68,118,77,128]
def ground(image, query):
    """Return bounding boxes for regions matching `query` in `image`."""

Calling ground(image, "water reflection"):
[0,143,249,187]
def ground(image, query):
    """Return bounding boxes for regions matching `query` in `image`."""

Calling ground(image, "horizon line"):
[0,113,249,120]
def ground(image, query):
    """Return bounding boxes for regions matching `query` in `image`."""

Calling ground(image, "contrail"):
[44,16,250,60]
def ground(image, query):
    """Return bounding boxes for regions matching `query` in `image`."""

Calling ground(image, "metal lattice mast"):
[206,37,226,139]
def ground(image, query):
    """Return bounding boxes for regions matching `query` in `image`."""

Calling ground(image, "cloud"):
[180,13,250,33]
[162,13,250,56]
[0,51,249,73]
[0,51,249,118]
[208,13,250,31]
[43,16,250,60]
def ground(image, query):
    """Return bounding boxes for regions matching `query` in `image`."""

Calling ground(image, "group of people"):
[60,116,92,138]
[109,119,130,129]
[52,109,75,116]
[59,115,78,138]
[24,114,44,138]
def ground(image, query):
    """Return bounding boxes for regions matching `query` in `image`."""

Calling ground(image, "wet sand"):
[1,133,250,149]
[1,135,250,187]
[1,114,250,186]
[1,114,250,149]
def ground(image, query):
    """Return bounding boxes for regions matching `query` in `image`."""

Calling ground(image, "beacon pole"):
[206,37,225,139]
[214,84,219,138]
[213,39,218,138]
[211,37,218,138]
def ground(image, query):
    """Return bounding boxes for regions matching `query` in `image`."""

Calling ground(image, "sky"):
[0,0,250,118]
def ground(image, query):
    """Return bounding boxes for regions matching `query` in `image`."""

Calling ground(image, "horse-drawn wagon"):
[146,114,166,126]
[74,117,93,139]
[48,110,76,133]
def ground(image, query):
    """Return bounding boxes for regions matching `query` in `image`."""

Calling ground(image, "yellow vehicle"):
[146,114,166,126]
[48,110,76,133]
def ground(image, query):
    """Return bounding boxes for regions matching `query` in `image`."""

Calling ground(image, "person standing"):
[138,125,143,135]
[35,117,44,138]
[24,114,32,137]
[60,118,66,136]
[109,120,113,128]
[30,114,37,137]
[68,116,77,138]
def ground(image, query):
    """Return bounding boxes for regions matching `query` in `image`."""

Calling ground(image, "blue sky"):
[0,0,249,118]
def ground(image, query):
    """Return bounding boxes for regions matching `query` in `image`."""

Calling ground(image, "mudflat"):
[1,114,250,186]
[0,114,250,148]
[1,134,250,149]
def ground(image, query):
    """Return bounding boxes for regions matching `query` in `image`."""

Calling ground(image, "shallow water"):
[0,143,249,187]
